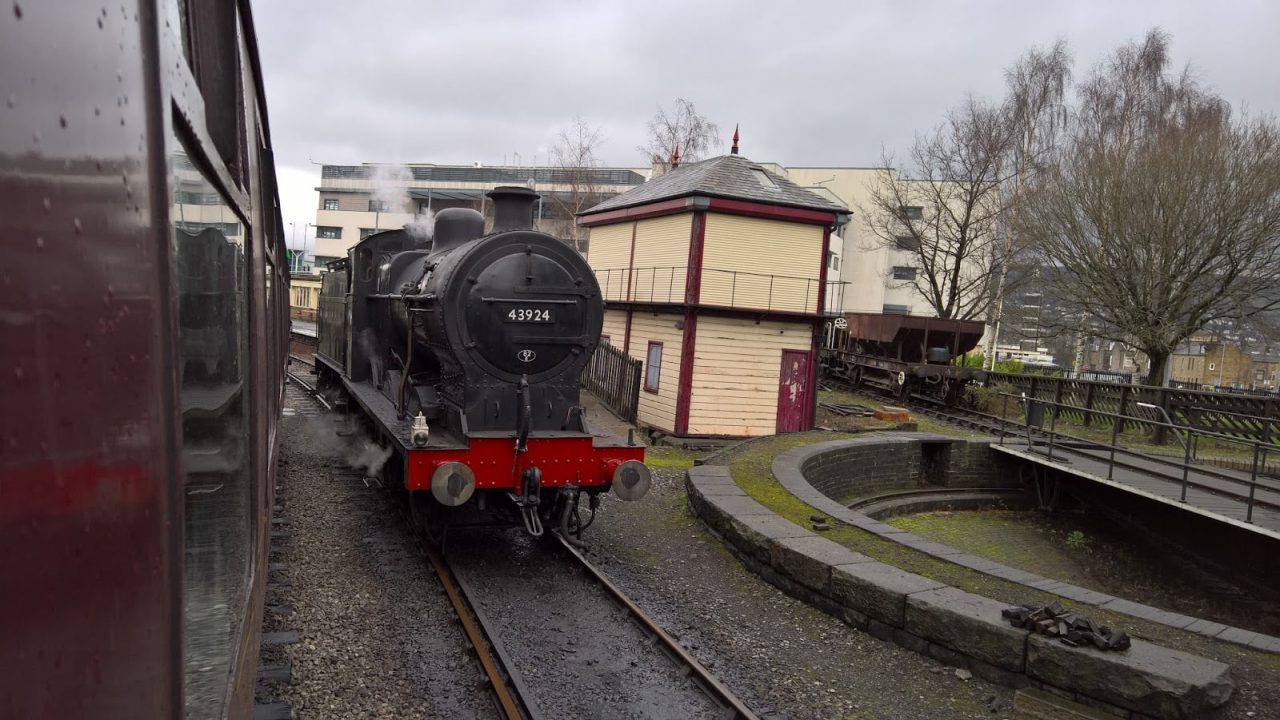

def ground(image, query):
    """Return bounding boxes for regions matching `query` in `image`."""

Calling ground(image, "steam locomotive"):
[315,187,649,541]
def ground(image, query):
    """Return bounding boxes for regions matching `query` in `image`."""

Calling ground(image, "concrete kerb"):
[770,436,1280,656]
[685,455,1238,720]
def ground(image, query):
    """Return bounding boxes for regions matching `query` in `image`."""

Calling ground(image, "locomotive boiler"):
[315,187,649,541]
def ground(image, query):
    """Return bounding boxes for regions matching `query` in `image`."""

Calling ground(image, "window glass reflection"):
[172,137,251,719]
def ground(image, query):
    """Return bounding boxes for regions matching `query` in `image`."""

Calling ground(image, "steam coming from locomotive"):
[370,163,435,242]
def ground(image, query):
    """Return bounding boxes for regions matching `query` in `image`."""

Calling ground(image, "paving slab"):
[905,586,1029,672]
[1026,634,1234,719]
[770,534,874,592]
[829,561,944,627]
[727,513,812,562]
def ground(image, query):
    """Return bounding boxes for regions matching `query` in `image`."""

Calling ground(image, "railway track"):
[287,371,757,720]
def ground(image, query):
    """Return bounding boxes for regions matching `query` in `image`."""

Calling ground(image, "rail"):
[595,266,846,316]
[994,392,1280,524]
[551,532,759,720]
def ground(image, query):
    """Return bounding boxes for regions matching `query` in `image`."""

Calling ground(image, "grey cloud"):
[254,0,1280,247]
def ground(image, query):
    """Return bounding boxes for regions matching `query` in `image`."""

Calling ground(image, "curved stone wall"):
[685,462,1239,719]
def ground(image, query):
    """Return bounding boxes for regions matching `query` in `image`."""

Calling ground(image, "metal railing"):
[996,392,1279,524]
[595,266,847,316]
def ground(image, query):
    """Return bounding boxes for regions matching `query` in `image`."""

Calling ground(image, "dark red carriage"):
[1,2,288,717]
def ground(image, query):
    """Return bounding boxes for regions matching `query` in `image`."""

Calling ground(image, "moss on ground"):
[643,446,697,471]
[718,431,1280,683]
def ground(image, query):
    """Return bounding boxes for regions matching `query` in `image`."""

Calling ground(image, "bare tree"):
[983,40,1073,367]
[1019,30,1280,385]
[860,97,1015,320]
[638,98,721,172]
[548,115,604,252]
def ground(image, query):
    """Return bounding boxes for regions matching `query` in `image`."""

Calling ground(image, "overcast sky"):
[253,0,1280,251]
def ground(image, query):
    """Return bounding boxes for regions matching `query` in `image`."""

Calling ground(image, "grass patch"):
[718,431,1280,676]
[644,446,697,471]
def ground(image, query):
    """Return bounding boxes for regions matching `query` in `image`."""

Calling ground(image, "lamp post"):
[301,223,313,272]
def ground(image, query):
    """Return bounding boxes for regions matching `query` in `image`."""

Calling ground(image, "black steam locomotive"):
[315,187,649,541]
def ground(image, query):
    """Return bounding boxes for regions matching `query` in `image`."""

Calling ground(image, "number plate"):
[503,307,554,323]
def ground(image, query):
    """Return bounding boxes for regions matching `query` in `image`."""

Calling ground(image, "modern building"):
[580,151,847,437]
[309,163,650,265]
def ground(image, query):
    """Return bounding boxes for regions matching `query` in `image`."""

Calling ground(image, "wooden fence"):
[581,342,642,424]
[984,372,1280,444]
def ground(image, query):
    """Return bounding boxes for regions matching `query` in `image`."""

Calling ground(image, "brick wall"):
[796,436,1020,504]
[800,440,922,504]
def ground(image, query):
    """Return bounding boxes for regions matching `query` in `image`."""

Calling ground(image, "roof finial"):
[731,124,740,155]
[671,143,681,168]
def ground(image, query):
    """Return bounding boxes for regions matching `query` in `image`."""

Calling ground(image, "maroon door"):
[776,350,812,433]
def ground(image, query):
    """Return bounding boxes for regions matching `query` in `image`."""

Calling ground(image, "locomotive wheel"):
[896,374,912,402]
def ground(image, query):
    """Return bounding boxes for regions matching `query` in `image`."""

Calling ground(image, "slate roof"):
[581,154,848,216]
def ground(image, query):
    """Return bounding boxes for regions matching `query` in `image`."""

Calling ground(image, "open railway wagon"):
[822,312,987,404]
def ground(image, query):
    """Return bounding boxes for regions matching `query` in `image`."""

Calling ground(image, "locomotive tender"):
[822,312,987,405]
[316,187,649,540]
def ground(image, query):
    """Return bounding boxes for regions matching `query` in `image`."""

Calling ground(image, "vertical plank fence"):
[581,342,642,424]
[984,371,1280,444]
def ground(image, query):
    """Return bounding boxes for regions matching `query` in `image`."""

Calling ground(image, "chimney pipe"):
[488,186,539,233]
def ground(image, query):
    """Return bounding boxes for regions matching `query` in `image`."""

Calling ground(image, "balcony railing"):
[595,266,846,316]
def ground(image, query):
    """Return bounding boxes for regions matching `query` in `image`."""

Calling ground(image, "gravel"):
[446,529,726,720]
[260,383,1016,719]
[579,460,1018,720]
[258,382,495,719]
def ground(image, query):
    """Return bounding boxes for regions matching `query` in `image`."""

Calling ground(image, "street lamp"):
[299,223,313,272]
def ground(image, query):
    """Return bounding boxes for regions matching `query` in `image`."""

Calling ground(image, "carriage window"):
[645,342,663,392]
[171,131,252,720]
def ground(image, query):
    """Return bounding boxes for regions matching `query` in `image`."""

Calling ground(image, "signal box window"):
[899,205,923,220]
[323,198,339,210]
[645,342,663,392]
[883,304,910,315]
[894,235,920,252]
[316,226,342,239]
[892,266,917,281]
[368,199,390,212]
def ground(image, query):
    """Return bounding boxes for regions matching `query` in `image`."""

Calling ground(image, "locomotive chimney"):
[488,186,539,233]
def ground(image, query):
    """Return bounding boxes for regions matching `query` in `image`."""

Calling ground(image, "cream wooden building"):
[579,152,848,437]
